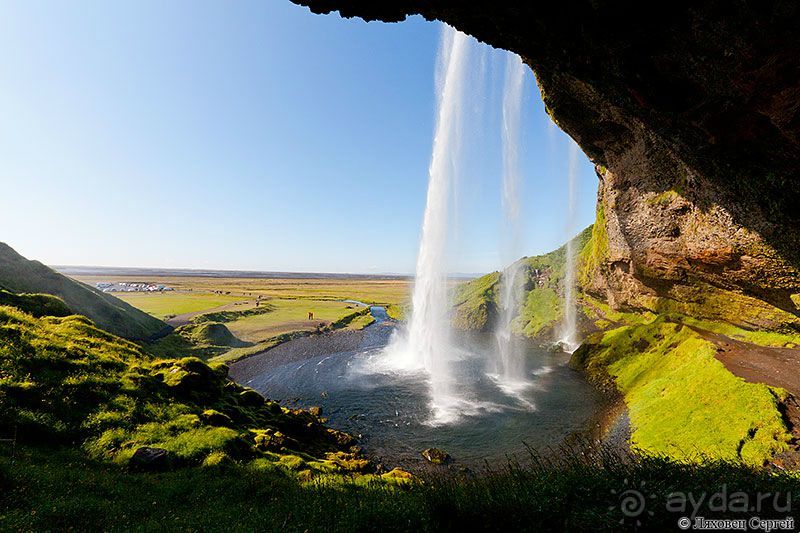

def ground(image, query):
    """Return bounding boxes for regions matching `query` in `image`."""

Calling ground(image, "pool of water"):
[244,309,602,470]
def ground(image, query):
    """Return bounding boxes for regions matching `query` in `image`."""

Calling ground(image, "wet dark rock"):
[129,447,170,472]
[421,447,451,465]
[327,428,355,447]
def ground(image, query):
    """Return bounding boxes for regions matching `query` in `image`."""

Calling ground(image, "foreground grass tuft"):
[2,444,799,531]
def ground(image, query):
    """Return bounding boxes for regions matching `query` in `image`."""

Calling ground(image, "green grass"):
[386,303,409,321]
[225,299,368,343]
[660,313,800,348]
[208,332,310,364]
[0,289,71,318]
[73,274,411,307]
[204,304,374,364]
[580,293,655,329]
[451,271,499,331]
[346,312,375,330]
[3,443,800,531]
[651,282,800,333]
[577,204,608,288]
[450,226,593,340]
[145,321,252,360]
[0,242,167,340]
[572,317,792,465]
[114,292,247,320]
[513,287,561,338]
[0,300,364,473]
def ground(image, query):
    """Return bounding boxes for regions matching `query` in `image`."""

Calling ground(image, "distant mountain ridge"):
[0,242,169,340]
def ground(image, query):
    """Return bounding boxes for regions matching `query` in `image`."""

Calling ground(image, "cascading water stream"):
[493,53,528,388]
[386,24,473,423]
[559,141,580,352]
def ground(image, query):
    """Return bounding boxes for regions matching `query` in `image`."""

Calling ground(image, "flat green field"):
[75,275,410,306]
[226,299,367,342]
[112,292,247,320]
[72,275,410,357]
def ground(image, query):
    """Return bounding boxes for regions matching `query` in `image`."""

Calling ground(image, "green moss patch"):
[573,318,791,464]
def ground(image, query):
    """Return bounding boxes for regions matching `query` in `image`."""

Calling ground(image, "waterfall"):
[493,53,527,387]
[387,24,473,422]
[559,141,580,352]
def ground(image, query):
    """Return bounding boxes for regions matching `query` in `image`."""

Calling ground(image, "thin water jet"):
[558,141,580,352]
[492,53,529,389]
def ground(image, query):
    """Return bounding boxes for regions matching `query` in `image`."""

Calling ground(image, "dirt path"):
[686,325,800,468]
[687,326,800,397]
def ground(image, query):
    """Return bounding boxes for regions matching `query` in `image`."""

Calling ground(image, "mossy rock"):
[326,428,355,447]
[296,469,314,482]
[238,388,265,407]
[325,451,372,473]
[252,428,298,452]
[208,361,229,378]
[202,450,234,468]
[201,409,233,427]
[381,467,415,484]
[278,454,306,471]
[421,448,451,465]
[263,400,282,415]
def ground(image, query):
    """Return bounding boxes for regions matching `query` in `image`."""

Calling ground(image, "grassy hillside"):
[0,294,380,475]
[572,317,792,465]
[145,321,253,360]
[0,243,168,340]
[451,226,593,340]
[0,289,71,318]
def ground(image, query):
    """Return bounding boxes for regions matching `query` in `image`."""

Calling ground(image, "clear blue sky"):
[0,0,598,275]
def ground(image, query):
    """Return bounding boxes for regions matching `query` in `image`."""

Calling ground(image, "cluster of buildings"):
[96,282,174,293]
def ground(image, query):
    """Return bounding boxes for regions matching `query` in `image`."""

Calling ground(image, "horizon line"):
[52,264,484,280]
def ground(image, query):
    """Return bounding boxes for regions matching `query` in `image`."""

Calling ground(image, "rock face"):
[129,447,170,472]
[293,1,800,331]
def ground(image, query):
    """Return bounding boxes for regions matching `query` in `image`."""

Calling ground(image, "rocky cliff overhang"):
[293,0,800,328]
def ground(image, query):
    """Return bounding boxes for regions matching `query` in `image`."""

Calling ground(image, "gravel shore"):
[228,328,369,383]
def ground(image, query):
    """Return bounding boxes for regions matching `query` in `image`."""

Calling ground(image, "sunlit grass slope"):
[0,297,372,474]
[451,226,593,338]
[0,243,167,340]
[572,317,791,465]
